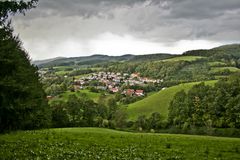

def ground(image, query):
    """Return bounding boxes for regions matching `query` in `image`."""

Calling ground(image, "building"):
[135,90,144,96]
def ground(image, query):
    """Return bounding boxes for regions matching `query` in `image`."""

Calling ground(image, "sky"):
[12,0,240,60]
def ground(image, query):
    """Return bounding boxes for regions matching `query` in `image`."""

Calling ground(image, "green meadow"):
[210,67,240,73]
[50,90,101,104]
[0,128,239,160]
[162,56,204,62]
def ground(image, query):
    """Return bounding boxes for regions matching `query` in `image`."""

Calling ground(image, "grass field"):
[210,67,240,73]
[0,128,239,159]
[50,90,101,104]
[162,56,204,62]
[127,80,217,121]
[208,61,227,67]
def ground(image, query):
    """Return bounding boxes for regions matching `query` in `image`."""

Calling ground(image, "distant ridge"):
[33,57,65,66]
[33,44,240,67]
[33,53,172,67]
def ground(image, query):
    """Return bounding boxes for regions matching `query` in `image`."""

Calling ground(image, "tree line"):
[168,74,240,129]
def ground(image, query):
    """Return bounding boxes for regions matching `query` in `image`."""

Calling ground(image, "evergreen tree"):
[0,0,51,132]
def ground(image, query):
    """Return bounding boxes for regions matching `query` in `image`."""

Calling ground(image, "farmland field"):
[208,61,227,67]
[49,90,101,104]
[127,80,217,121]
[162,56,204,62]
[210,67,240,73]
[0,128,239,160]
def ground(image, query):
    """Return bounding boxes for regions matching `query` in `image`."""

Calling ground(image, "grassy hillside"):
[0,128,239,159]
[210,67,240,73]
[127,80,217,121]
[49,90,101,104]
[162,56,204,62]
[208,61,227,67]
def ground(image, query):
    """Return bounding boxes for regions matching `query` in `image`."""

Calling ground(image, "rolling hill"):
[183,44,240,58]
[127,80,217,121]
[34,53,173,68]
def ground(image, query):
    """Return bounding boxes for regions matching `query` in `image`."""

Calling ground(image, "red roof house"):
[135,90,144,96]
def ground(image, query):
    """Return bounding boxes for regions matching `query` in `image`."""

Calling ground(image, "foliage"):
[0,0,51,132]
[169,74,240,129]
[50,93,126,129]
[127,81,217,121]
[0,0,38,24]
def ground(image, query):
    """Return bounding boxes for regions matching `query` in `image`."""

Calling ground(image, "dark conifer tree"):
[0,0,51,132]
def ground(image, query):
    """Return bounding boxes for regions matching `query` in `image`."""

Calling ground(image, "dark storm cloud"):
[12,0,240,59]
[26,0,150,18]
[167,0,240,19]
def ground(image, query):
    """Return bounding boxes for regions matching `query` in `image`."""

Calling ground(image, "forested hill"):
[183,44,240,58]
[33,57,65,66]
[34,53,175,67]
[34,44,239,68]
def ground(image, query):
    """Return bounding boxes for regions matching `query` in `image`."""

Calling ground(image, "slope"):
[127,80,217,121]
[0,128,239,159]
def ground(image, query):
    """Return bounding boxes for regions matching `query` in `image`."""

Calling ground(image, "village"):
[73,72,162,97]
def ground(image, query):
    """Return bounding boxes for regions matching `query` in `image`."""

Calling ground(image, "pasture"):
[0,128,239,159]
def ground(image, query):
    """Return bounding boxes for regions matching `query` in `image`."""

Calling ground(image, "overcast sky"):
[12,0,240,60]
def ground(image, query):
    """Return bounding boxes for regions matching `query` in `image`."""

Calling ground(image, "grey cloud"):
[165,0,240,19]
[11,0,240,59]
[25,0,151,19]
[14,0,240,41]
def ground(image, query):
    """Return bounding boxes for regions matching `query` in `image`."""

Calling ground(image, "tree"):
[107,98,117,119]
[0,0,51,132]
[66,95,84,126]
[51,101,69,128]
[168,90,188,128]
[136,115,148,130]
[113,109,127,128]
[148,112,162,129]
[0,0,38,25]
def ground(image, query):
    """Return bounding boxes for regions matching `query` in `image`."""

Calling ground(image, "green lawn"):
[53,66,74,76]
[162,56,204,62]
[55,70,70,76]
[208,61,227,67]
[74,74,90,79]
[53,66,74,70]
[127,80,217,121]
[51,90,101,103]
[210,67,240,73]
[0,128,239,159]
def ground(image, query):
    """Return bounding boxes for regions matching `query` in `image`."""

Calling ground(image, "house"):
[124,89,135,96]
[111,87,119,93]
[108,85,113,89]
[131,73,140,78]
[135,90,144,96]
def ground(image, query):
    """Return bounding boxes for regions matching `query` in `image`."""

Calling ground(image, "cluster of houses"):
[73,72,162,96]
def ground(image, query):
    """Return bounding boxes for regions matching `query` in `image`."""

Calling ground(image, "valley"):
[34,44,240,137]
[1,1,240,159]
